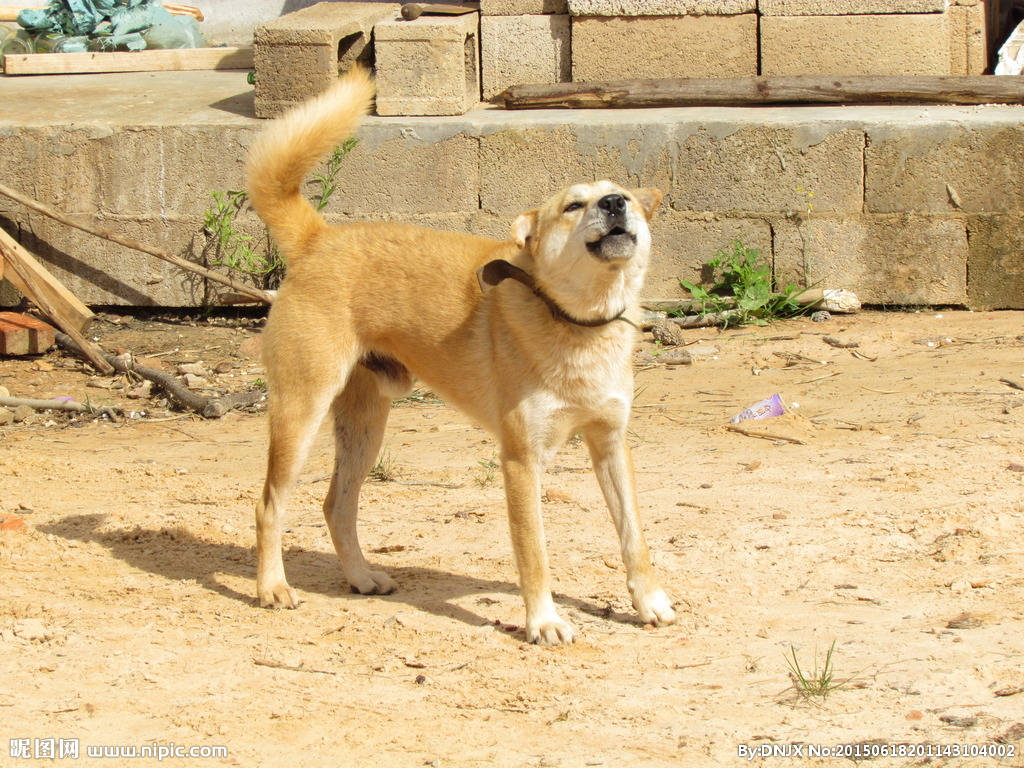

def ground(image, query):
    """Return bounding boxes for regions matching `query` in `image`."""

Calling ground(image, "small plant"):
[678,240,805,328]
[785,641,844,701]
[200,138,358,291]
[473,459,499,488]
[368,450,398,482]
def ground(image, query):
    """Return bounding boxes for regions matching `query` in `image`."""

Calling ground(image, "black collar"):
[477,259,638,330]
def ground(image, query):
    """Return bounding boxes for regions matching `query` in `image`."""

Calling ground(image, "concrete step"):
[1,70,1022,308]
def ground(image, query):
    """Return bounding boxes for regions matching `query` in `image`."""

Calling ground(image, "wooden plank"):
[2,46,253,75]
[0,231,111,373]
[0,226,93,334]
[1,4,203,22]
[501,75,1024,109]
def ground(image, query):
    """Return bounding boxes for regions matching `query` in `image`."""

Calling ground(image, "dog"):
[245,67,675,645]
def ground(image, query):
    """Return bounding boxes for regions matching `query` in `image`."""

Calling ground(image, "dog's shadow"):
[39,514,634,632]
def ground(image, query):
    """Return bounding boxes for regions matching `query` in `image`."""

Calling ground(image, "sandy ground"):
[1,309,1023,768]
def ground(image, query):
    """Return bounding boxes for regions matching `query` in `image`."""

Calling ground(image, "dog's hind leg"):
[322,361,409,595]
[256,341,354,609]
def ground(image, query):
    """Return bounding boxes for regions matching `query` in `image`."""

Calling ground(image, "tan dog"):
[246,67,675,645]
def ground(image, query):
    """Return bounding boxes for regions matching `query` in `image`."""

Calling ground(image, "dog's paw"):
[526,612,575,646]
[258,581,301,609]
[347,569,397,595]
[635,588,676,627]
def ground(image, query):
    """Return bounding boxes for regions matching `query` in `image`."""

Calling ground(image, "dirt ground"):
[1,308,1023,768]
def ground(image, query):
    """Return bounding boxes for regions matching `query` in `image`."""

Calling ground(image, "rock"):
[0,516,27,533]
[214,360,234,374]
[183,373,209,389]
[239,335,263,360]
[177,362,210,377]
[811,310,831,323]
[687,344,720,360]
[12,405,33,423]
[0,407,13,426]
[661,348,693,365]
[126,381,152,399]
[12,618,51,642]
[0,385,10,398]
[135,356,165,371]
[651,320,685,347]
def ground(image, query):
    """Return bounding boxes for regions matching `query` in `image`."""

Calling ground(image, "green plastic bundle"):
[17,0,203,53]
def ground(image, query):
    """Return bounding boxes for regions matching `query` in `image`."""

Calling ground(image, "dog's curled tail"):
[246,66,375,258]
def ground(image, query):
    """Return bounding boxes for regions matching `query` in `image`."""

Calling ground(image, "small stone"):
[13,618,51,642]
[950,579,972,594]
[687,344,720,360]
[0,385,10,398]
[661,348,693,366]
[126,381,153,399]
[239,335,263,359]
[214,360,234,374]
[651,320,685,347]
[183,373,209,389]
[177,362,210,377]
[32,360,54,372]
[811,310,831,323]
[135,357,165,371]
[0,407,13,426]
[12,405,33,423]
[0,516,27,533]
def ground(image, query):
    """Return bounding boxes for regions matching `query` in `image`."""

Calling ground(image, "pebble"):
[650,320,685,347]
[0,385,9,398]
[177,362,210,377]
[13,405,34,423]
[183,373,209,389]
[13,618,51,642]
[811,310,831,323]
[0,407,13,426]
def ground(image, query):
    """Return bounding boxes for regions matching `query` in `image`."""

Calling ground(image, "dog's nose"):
[598,194,626,216]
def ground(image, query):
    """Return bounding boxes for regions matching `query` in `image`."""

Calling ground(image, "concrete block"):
[479,124,674,215]
[773,215,967,305]
[758,0,944,13]
[948,2,988,75]
[865,124,1024,214]
[314,126,480,215]
[374,13,480,116]
[254,2,400,119]
[481,15,570,100]
[647,215,772,297]
[761,13,951,75]
[481,0,568,13]
[0,126,103,216]
[11,215,210,306]
[572,15,757,80]
[0,312,55,356]
[671,126,864,214]
[569,0,754,14]
[966,216,1024,309]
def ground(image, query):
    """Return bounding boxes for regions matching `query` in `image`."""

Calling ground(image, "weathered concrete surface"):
[866,124,1024,214]
[373,13,480,116]
[568,0,754,13]
[1,71,1023,308]
[758,0,945,14]
[761,13,951,76]
[967,216,1024,310]
[253,2,398,118]
[773,216,968,306]
[572,15,758,80]
[481,14,571,100]
[481,0,568,14]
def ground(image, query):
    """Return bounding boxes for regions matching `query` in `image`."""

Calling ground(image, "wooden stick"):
[0,394,119,419]
[55,331,265,418]
[502,75,1024,109]
[726,423,807,445]
[0,227,94,333]
[2,47,253,76]
[0,182,274,305]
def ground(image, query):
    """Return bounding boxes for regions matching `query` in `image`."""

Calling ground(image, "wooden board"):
[2,46,253,75]
[501,75,1024,109]
[0,227,93,334]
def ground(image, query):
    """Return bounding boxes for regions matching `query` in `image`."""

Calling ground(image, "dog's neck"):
[478,259,639,329]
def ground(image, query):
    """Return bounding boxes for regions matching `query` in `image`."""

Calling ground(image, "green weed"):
[785,641,844,701]
[368,450,398,482]
[678,240,805,328]
[473,459,499,488]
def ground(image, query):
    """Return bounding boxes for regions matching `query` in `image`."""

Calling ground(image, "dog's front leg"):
[585,425,676,627]
[501,450,574,645]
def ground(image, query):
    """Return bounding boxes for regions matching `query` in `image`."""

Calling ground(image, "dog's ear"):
[632,188,664,221]
[511,210,538,249]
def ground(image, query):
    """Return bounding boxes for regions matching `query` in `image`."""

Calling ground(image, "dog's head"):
[509,181,663,319]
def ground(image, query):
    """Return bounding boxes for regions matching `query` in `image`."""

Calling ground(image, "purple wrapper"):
[731,393,785,423]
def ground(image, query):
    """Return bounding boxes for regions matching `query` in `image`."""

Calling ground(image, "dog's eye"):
[563,202,584,213]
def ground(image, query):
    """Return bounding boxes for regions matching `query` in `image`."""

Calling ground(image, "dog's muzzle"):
[586,195,637,260]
